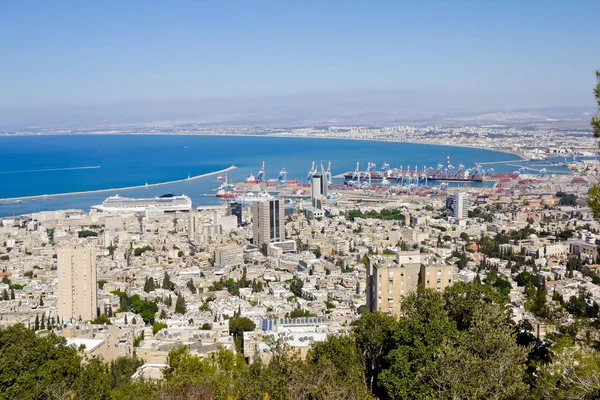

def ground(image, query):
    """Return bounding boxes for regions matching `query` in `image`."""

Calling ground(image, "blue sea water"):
[0,134,522,217]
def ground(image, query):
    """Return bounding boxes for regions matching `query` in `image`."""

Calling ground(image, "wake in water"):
[0,166,101,174]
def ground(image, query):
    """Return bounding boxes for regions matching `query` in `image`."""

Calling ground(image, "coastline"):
[0,165,237,203]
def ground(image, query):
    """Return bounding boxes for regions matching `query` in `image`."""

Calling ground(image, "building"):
[311,172,328,209]
[366,254,454,317]
[228,202,242,226]
[570,240,599,261]
[251,199,285,247]
[215,245,244,268]
[57,245,98,322]
[447,192,469,219]
[420,264,454,292]
[188,212,201,240]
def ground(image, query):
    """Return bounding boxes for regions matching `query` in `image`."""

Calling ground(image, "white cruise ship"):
[92,193,192,212]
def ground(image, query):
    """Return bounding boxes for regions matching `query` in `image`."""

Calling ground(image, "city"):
[2,155,600,380]
[2,1,600,399]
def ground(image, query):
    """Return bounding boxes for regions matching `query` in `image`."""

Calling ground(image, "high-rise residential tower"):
[57,245,97,321]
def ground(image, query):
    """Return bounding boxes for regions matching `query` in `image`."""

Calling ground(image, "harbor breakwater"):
[0,165,237,203]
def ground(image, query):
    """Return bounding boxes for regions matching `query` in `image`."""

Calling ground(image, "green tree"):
[0,324,82,399]
[535,337,600,399]
[186,279,197,294]
[175,295,187,314]
[289,277,304,297]
[229,316,256,353]
[352,310,398,394]
[162,271,172,290]
[588,70,600,219]
[425,306,529,400]
[443,281,508,331]
[378,287,459,399]
[152,322,168,335]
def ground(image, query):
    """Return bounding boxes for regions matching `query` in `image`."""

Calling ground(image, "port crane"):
[308,161,317,180]
[257,162,265,181]
[278,168,288,182]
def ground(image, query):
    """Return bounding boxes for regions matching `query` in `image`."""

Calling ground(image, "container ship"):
[92,193,192,212]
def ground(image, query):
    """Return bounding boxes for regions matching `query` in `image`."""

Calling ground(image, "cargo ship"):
[92,193,192,212]
[216,189,240,198]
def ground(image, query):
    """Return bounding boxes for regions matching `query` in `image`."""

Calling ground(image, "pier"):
[0,165,237,203]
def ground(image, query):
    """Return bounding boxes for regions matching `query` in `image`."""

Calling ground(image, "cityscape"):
[2,2,600,399]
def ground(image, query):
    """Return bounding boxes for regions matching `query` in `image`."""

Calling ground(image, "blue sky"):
[1,0,599,110]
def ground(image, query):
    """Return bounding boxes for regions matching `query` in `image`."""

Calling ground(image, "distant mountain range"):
[0,98,594,132]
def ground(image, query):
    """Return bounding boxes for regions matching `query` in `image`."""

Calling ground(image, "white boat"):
[92,193,192,212]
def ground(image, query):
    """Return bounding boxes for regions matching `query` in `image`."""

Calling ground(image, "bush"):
[152,322,168,335]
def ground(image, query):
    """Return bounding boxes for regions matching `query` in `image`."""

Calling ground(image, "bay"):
[0,134,521,217]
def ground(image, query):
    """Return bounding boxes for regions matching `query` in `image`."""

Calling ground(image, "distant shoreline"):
[0,165,236,203]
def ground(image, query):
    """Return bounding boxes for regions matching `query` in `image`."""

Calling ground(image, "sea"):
[0,134,529,217]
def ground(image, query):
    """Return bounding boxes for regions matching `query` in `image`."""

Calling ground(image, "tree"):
[10,288,15,300]
[289,277,303,297]
[535,338,600,399]
[378,288,459,399]
[0,324,82,399]
[186,279,197,294]
[162,271,172,290]
[588,70,600,219]
[425,306,529,400]
[175,295,186,314]
[352,311,398,394]
[143,276,155,293]
[152,322,168,335]
[229,316,256,353]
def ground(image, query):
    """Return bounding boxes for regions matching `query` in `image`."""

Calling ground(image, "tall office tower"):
[251,199,285,247]
[311,172,328,208]
[57,245,97,321]
[228,202,242,226]
[447,192,469,219]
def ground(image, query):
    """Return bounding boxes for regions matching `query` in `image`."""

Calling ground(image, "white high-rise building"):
[311,172,328,208]
[57,245,97,322]
[447,192,469,219]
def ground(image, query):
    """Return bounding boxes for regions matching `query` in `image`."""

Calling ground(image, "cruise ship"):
[92,193,192,212]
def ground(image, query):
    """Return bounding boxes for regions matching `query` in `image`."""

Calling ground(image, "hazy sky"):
[1,0,599,111]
